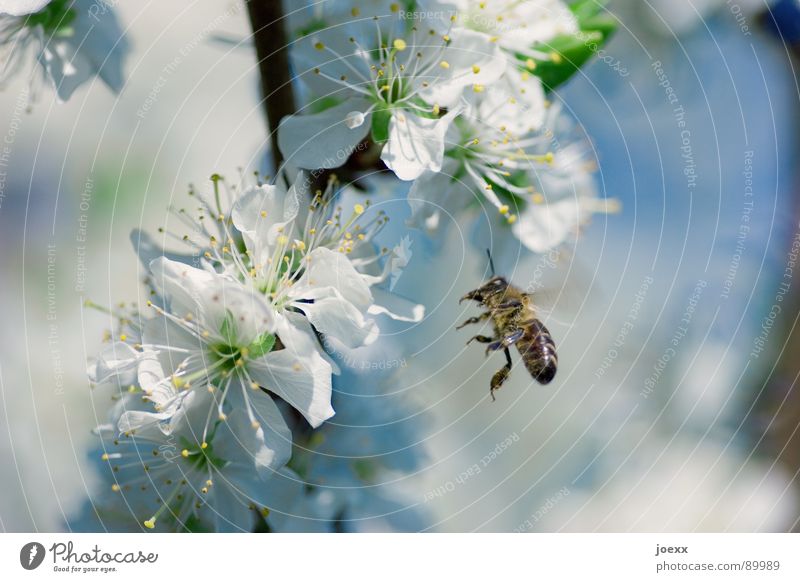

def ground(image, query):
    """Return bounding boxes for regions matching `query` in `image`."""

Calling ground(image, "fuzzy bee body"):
[459,275,557,400]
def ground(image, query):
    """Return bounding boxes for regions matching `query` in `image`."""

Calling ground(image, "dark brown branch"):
[246,0,296,173]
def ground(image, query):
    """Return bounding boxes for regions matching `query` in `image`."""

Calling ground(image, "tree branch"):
[246,0,296,174]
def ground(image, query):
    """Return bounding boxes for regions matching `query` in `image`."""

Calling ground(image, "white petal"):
[0,0,50,17]
[88,341,139,385]
[278,99,372,170]
[382,110,459,181]
[368,288,425,323]
[417,28,505,107]
[215,399,292,478]
[297,290,380,348]
[291,247,373,311]
[248,315,334,428]
[40,1,128,101]
[231,180,299,266]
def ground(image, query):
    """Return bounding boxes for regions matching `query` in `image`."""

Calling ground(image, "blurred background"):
[2,0,800,532]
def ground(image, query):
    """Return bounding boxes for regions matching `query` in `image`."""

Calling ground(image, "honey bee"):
[458,255,557,400]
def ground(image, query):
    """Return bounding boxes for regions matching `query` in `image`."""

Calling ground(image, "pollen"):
[473,84,485,93]
[393,39,407,51]
[354,203,365,215]
[432,104,440,116]
[119,334,127,341]
[260,210,268,218]
[439,60,450,69]
[472,65,481,74]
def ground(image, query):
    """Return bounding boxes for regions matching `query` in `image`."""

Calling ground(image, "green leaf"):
[526,0,618,91]
[371,107,393,144]
[248,333,276,359]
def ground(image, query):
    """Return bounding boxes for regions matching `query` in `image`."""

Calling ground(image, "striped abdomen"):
[516,319,557,384]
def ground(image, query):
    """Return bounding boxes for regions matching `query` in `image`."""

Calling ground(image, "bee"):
[458,253,557,400]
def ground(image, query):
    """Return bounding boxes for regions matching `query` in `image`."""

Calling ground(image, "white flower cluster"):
[0,0,127,101]
[280,0,618,253]
[85,173,424,531]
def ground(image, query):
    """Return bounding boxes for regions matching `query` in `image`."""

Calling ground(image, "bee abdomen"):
[516,319,558,385]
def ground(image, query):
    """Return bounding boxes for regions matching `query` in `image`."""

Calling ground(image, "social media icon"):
[20,542,46,570]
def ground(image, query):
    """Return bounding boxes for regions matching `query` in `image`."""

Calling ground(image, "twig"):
[246,0,296,174]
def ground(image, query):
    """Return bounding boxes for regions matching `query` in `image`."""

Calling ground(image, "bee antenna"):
[486,248,496,276]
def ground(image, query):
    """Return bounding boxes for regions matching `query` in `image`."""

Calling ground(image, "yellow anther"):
[260,507,270,518]
[499,205,510,215]
[101,453,109,461]
[472,65,481,74]
[181,449,189,458]
[111,484,120,492]
[393,39,407,51]
[144,519,156,529]
[390,3,400,12]
[532,193,545,204]
[550,52,562,64]
[351,7,360,16]
[201,442,208,449]
[277,235,288,245]
[526,58,536,71]
[439,60,450,69]
[260,210,267,218]
[295,240,306,251]
[507,214,518,224]
[250,381,260,390]
[119,334,127,342]
[218,412,228,421]
[473,84,485,93]
[354,203,365,215]
[314,41,325,50]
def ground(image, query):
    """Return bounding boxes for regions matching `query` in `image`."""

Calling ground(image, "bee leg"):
[467,335,494,346]
[456,312,489,329]
[459,290,482,304]
[485,329,524,355]
[490,348,514,401]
